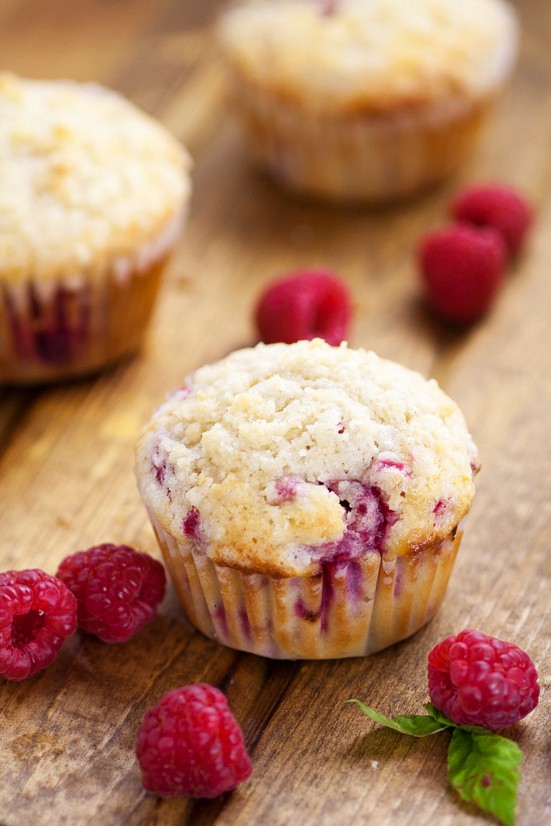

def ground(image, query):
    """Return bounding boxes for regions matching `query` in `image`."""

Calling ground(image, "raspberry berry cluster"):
[0,569,77,682]
[419,184,533,324]
[428,628,540,730]
[352,628,540,826]
[0,546,253,801]
[253,184,533,344]
[56,543,166,644]
[136,683,252,798]
[0,544,166,681]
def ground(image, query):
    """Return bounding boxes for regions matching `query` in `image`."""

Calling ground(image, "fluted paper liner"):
[232,83,497,203]
[0,253,170,384]
[149,513,464,660]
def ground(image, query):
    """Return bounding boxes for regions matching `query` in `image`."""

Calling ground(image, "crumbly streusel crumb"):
[218,0,518,114]
[136,340,478,577]
[0,73,191,281]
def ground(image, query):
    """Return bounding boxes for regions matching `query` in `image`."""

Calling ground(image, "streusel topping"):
[0,73,191,281]
[219,0,518,114]
[136,340,479,577]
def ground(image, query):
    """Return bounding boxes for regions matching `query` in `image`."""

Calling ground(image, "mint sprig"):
[350,699,522,826]
[448,727,521,826]
[347,699,451,736]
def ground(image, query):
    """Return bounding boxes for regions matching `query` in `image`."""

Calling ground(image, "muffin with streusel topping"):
[0,73,191,384]
[218,0,518,203]
[135,339,479,659]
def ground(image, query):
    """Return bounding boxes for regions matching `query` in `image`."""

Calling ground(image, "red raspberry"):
[419,223,507,323]
[313,0,340,14]
[0,569,77,682]
[428,629,540,730]
[136,683,253,798]
[255,268,351,345]
[451,184,533,257]
[56,543,166,644]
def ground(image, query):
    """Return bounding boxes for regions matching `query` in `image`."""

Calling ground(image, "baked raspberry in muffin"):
[0,72,191,384]
[218,0,518,203]
[135,340,479,659]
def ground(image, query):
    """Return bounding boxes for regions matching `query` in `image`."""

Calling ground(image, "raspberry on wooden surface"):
[0,568,77,681]
[428,628,540,730]
[451,183,533,256]
[418,223,507,324]
[136,683,253,798]
[56,543,166,644]
[255,268,351,345]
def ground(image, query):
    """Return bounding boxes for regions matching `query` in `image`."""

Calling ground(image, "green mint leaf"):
[447,727,522,826]
[392,714,452,737]
[348,700,450,737]
[423,702,457,728]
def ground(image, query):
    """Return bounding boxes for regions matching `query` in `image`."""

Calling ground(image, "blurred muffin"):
[218,0,518,203]
[0,73,191,384]
[135,339,479,660]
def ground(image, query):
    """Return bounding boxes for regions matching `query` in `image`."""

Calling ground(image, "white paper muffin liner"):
[149,513,465,660]
[231,84,499,203]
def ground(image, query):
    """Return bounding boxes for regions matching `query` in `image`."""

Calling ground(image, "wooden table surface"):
[1,2,550,824]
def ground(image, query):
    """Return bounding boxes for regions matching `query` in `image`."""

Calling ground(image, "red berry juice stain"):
[182,507,201,540]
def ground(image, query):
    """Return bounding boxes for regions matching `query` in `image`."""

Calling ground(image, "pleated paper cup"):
[149,513,465,660]
[0,224,179,384]
[231,84,497,204]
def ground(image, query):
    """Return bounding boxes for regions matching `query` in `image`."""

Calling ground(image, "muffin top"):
[0,73,191,282]
[218,0,518,115]
[136,340,479,577]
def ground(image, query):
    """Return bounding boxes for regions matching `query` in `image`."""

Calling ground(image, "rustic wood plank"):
[0,1,550,825]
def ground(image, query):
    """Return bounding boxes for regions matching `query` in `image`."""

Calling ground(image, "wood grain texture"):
[0,1,550,824]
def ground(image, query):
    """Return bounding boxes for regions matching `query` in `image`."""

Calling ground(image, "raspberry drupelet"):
[0,568,77,681]
[136,683,253,798]
[428,628,540,730]
[56,543,166,644]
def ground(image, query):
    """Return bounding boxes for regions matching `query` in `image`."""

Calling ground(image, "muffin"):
[0,73,191,384]
[218,0,518,203]
[135,339,479,660]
